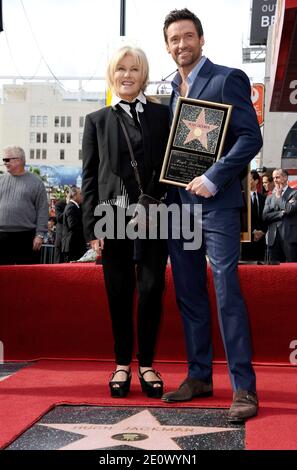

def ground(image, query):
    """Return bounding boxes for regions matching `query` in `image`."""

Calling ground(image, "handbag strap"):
[112,106,143,194]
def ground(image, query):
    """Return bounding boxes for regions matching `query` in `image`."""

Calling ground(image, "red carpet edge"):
[0,360,296,450]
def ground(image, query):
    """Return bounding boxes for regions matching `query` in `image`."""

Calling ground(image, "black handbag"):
[113,107,162,229]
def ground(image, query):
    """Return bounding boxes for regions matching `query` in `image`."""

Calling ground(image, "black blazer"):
[82,100,170,241]
[61,202,85,259]
[251,192,267,236]
[54,199,67,246]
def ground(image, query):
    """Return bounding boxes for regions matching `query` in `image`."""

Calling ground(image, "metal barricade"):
[40,244,55,264]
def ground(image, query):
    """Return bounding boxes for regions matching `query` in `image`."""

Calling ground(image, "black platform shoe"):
[109,369,131,398]
[138,368,163,398]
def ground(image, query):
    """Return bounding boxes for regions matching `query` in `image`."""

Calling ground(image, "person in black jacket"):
[54,196,67,263]
[82,46,170,399]
[241,170,267,261]
[62,186,86,262]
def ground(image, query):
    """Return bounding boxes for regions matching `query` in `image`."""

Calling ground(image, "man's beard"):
[176,50,198,67]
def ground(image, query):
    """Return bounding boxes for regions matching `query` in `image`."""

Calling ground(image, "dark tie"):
[252,191,259,215]
[121,100,141,130]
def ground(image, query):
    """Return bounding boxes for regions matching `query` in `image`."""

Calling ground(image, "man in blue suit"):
[161,9,262,423]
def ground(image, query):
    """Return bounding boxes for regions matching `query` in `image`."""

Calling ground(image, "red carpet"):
[0,360,296,450]
[1,264,297,449]
[1,263,297,363]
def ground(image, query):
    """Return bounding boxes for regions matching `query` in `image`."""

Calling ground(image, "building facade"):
[262,26,297,174]
[0,82,103,179]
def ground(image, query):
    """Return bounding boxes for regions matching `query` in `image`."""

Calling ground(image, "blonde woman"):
[82,46,170,398]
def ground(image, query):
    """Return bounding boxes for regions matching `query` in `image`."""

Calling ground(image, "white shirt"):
[273,185,288,195]
[171,57,217,196]
[111,92,146,122]
[69,199,79,209]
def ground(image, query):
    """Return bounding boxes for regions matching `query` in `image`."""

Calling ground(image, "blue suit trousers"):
[168,204,256,392]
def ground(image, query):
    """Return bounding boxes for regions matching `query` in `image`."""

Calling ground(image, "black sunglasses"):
[2,157,20,163]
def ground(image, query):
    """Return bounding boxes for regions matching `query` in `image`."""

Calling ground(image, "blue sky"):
[0,0,265,88]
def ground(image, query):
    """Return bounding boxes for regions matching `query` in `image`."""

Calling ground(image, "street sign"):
[251,83,265,126]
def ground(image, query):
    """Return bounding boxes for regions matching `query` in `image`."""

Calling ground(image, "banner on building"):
[270,0,297,112]
[250,0,277,45]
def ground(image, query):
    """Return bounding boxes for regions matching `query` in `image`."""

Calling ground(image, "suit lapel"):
[272,193,279,206]
[139,103,153,169]
[283,187,295,201]
[105,107,120,175]
[188,59,214,99]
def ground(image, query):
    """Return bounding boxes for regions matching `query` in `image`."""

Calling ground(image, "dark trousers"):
[0,230,39,265]
[168,207,256,392]
[63,248,85,263]
[54,245,64,264]
[54,233,64,264]
[102,237,168,366]
[269,230,297,262]
[240,238,266,261]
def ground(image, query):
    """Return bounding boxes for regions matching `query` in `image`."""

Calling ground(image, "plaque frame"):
[239,166,251,242]
[157,95,251,242]
[160,97,232,187]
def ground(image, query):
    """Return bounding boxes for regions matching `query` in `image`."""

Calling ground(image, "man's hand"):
[186,176,212,198]
[274,183,283,198]
[253,230,265,242]
[33,236,43,251]
[90,239,104,254]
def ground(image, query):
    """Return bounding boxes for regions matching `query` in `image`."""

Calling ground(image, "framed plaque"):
[239,166,251,242]
[160,97,232,187]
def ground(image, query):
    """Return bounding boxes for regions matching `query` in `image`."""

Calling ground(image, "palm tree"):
[29,166,47,182]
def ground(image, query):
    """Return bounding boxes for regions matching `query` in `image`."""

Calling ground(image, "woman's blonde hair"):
[106,46,149,95]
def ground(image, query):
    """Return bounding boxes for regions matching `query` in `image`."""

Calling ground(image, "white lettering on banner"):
[289,340,297,365]
[261,15,275,27]
[289,80,297,105]
[262,4,276,13]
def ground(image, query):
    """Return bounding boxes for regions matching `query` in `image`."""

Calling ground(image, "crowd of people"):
[241,168,297,263]
[1,7,297,426]
[2,151,294,267]
[0,147,87,265]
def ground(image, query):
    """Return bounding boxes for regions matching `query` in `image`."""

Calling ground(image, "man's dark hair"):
[69,185,79,199]
[163,8,203,43]
[251,170,260,182]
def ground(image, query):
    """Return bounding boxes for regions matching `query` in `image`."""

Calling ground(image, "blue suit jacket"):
[170,59,263,211]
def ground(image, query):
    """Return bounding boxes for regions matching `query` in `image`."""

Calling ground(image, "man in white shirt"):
[241,170,267,261]
[61,186,86,262]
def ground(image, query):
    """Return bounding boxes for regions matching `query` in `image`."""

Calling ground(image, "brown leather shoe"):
[162,377,213,402]
[228,390,258,423]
